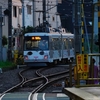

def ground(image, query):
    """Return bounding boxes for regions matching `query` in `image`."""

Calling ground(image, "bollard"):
[65,78,70,87]
[62,81,65,88]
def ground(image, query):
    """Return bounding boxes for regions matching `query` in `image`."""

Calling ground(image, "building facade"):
[0,0,8,38]
[23,0,61,28]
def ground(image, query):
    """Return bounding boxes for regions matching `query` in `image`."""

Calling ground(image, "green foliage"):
[22,26,34,35]
[2,35,7,46]
[16,55,24,65]
[0,61,16,68]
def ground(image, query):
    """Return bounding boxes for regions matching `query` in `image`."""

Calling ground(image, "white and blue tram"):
[23,28,75,66]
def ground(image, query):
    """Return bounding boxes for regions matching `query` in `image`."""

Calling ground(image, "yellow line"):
[82,38,84,42]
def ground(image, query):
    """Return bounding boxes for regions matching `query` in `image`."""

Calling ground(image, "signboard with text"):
[76,54,89,79]
[76,54,83,73]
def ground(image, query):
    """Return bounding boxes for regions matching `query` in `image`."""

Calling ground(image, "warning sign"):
[82,54,89,72]
[79,72,88,79]
[76,54,83,73]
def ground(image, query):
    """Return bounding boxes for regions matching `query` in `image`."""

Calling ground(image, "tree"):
[2,35,7,47]
[22,26,34,35]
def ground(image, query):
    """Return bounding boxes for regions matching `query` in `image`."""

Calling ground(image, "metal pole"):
[69,60,72,87]
[0,6,2,61]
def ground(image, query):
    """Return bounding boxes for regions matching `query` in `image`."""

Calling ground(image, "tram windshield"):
[24,36,49,50]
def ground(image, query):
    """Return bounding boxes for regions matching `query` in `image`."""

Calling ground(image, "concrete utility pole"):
[56,0,58,28]
[43,0,46,28]
[8,0,12,61]
[22,0,25,29]
[0,6,2,61]
[81,0,84,54]
[73,0,82,53]
[32,0,36,27]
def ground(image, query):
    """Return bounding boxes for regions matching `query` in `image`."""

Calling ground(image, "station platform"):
[63,87,100,100]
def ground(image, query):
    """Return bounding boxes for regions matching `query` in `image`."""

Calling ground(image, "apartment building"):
[12,0,22,31]
[0,0,8,38]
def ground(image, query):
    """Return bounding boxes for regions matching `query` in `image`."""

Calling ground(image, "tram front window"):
[24,36,49,50]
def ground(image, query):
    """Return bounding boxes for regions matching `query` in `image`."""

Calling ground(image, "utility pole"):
[8,0,12,61]
[0,6,2,61]
[22,0,25,29]
[32,0,36,27]
[73,0,81,53]
[81,0,84,54]
[43,0,46,29]
[56,0,58,28]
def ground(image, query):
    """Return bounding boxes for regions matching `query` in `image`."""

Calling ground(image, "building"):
[23,0,61,28]
[0,0,8,38]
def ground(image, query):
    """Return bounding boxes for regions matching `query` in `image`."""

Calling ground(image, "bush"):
[16,55,24,65]
[0,61,16,69]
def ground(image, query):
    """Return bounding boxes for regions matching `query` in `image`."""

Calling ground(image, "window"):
[27,5,31,14]
[19,8,22,15]
[13,6,17,17]
[52,38,60,50]
[69,39,74,49]
[63,39,68,49]
[24,36,49,50]
[52,16,55,21]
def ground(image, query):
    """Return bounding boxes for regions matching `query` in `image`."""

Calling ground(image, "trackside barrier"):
[74,53,100,87]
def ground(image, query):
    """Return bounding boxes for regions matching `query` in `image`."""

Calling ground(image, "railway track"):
[0,64,74,98]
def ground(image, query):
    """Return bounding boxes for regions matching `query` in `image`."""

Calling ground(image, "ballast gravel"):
[0,65,71,93]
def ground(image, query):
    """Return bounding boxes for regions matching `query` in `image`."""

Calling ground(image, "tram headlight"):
[44,55,48,59]
[24,55,28,60]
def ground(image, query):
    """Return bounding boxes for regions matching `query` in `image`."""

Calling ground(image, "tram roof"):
[24,32,74,37]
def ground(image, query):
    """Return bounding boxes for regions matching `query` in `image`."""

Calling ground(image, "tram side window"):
[63,39,68,49]
[52,38,60,50]
[69,39,74,49]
